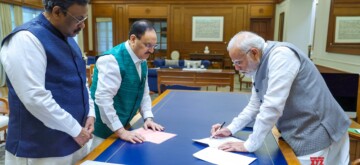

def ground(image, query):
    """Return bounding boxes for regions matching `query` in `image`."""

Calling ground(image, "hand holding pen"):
[210,122,231,138]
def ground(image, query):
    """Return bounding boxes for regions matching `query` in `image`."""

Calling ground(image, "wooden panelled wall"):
[87,0,275,59]
[0,0,42,9]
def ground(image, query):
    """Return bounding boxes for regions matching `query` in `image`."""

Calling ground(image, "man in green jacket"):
[90,20,164,149]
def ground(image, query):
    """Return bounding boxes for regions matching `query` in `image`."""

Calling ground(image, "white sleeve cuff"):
[88,107,95,118]
[108,120,123,132]
[244,138,257,152]
[142,111,154,120]
[227,124,240,135]
[69,123,83,137]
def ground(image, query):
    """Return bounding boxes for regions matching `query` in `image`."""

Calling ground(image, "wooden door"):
[250,18,273,41]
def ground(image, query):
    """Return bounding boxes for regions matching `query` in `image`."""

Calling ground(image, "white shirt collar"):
[125,41,145,64]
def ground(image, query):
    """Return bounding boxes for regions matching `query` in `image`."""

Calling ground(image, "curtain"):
[0,3,13,87]
[13,5,23,26]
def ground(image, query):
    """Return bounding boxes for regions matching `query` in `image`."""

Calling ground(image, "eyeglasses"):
[232,49,251,66]
[64,10,87,25]
[137,39,158,49]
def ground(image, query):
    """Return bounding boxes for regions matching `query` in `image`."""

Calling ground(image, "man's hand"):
[116,128,145,144]
[85,116,95,134]
[210,123,231,138]
[74,128,92,147]
[143,118,164,131]
[218,141,248,152]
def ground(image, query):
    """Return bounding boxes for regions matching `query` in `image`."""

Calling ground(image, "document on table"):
[193,137,256,165]
[193,147,256,165]
[134,128,176,144]
[81,160,124,165]
[193,136,244,148]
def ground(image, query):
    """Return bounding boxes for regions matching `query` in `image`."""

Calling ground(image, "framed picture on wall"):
[326,0,360,55]
[192,16,224,42]
[334,16,360,43]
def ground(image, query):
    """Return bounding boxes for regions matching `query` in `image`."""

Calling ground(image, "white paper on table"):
[134,128,177,144]
[193,136,244,148]
[193,147,256,165]
[80,160,125,165]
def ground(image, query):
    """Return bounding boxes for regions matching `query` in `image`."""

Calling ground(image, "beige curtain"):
[13,5,23,26]
[0,3,12,40]
[0,3,13,87]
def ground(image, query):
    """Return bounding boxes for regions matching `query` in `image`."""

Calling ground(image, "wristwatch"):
[144,117,154,122]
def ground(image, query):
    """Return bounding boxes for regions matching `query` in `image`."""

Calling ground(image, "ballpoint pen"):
[211,122,226,138]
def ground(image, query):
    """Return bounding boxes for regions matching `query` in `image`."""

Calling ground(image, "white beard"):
[243,57,259,77]
[244,70,256,78]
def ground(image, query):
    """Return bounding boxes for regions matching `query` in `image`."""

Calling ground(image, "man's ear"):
[129,34,137,44]
[52,6,63,18]
[251,48,261,61]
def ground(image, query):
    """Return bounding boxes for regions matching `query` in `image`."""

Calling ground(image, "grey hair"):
[227,31,265,54]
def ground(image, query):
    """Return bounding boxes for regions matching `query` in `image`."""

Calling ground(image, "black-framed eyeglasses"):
[63,10,88,25]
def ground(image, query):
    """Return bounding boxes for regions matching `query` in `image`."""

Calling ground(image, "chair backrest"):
[153,59,211,68]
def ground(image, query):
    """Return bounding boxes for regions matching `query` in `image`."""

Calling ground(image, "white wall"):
[312,0,360,73]
[286,0,313,54]
[275,0,360,73]
[274,0,289,41]
[274,0,314,55]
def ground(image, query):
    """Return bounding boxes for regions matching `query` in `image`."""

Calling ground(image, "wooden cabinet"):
[349,121,360,162]
[23,0,42,8]
[350,138,360,162]
[128,5,168,18]
[250,4,274,18]
[0,0,42,8]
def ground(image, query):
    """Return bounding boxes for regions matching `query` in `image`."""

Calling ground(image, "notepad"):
[134,128,176,144]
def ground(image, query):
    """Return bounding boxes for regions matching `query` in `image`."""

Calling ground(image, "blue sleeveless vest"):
[90,43,147,139]
[1,14,89,157]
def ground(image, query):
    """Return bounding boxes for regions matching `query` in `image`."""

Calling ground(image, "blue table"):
[81,90,298,165]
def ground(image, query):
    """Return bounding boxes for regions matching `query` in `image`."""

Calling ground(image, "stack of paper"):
[193,137,256,165]
[134,128,177,144]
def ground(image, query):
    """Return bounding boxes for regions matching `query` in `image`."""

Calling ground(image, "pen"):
[211,122,226,138]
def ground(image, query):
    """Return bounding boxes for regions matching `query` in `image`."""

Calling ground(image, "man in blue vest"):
[90,20,164,149]
[0,0,95,164]
[210,31,350,164]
